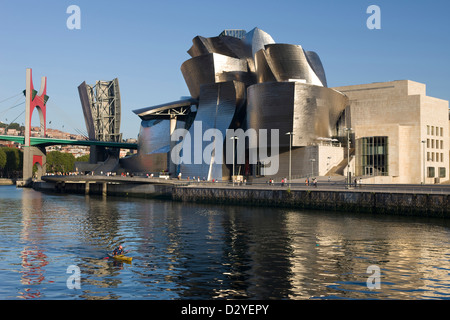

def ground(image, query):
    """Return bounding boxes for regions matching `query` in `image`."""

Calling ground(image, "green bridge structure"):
[0,134,137,187]
[1,69,137,187]
[0,135,138,149]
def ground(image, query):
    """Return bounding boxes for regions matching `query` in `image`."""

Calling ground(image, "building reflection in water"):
[13,186,450,300]
[19,190,48,299]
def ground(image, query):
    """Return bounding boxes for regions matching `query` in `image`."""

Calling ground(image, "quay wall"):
[172,186,450,218]
[32,181,450,217]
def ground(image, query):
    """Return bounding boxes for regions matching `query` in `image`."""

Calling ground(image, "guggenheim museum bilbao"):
[121,28,449,184]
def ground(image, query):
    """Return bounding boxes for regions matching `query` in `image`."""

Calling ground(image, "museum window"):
[428,167,435,178]
[439,167,446,178]
[427,139,430,148]
[441,140,444,149]
[431,126,434,135]
[441,127,444,136]
[356,136,388,177]
[427,125,430,135]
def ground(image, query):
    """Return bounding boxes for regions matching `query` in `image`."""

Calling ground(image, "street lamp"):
[286,132,294,188]
[421,140,426,184]
[344,128,353,187]
[230,136,239,186]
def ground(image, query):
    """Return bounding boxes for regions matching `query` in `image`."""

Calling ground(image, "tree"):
[0,148,6,177]
[76,154,90,162]
[46,151,75,173]
[1,147,23,178]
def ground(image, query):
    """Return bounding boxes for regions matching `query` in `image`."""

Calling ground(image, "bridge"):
[0,68,138,186]
[0,135,138,149]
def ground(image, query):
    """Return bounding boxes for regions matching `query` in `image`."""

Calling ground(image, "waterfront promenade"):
[30,174,450,218]
[39,174,450,194]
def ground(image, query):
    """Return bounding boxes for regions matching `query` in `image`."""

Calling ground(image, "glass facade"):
[219,29,247,39]
[356,136,389,176]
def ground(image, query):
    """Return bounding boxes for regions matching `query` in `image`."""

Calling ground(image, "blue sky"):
[0,0,449,139]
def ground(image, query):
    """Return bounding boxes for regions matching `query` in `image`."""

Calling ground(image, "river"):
[1,185,450,300]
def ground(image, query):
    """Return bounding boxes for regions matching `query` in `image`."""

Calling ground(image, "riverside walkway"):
[33,174,450,217]
[40,174,450,194]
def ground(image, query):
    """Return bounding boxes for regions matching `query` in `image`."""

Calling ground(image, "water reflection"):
[19,190,48,299]
[2,185,450,299]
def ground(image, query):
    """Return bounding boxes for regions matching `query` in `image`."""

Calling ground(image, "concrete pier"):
[33,180,173,200]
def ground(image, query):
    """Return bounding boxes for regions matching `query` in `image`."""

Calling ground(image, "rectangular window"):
[441,140,444,149]
[427,139,430,148]
[432,139,434,148]
[431,126,434,135]
[356,136,388,176]
[441,153,444,162]
[440,127,443,136]
[427,125,430,135]
[428,167,435,178]
[427,152,430,161]
[439,167,446,178]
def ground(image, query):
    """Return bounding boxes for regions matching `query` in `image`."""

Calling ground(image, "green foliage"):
[76,154,90,162]
[46,151,76,173]
[0,148,6,170]
[0,147,23,177]
[0,122,23,131]
[3,147,22,171]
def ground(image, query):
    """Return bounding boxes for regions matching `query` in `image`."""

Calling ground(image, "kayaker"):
[113,245,124,256]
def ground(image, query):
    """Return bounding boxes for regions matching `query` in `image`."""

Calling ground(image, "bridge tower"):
[78,79,122,166]
[19,68,49,186]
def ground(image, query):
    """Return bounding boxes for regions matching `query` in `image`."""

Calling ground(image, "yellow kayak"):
[111,254,132,263]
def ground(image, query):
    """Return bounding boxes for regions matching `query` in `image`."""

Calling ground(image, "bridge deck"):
[0,135,137,149]
[42,175,181,185]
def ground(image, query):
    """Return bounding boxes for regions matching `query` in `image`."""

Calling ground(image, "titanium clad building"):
[129,27,348,181]
[76,28,446,184]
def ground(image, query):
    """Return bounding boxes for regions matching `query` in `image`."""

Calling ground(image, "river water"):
[1,185,450,300]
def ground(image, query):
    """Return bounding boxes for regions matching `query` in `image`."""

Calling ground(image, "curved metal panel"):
[242,27,275,58]
[247,82,295,148]
[187,35,246,59]
[292,83,347,146]
[137,119,170,155]
[179,81,245,180]
[254,49,276,83]
[305,51,328,87]
[247,82,347,147]
[263,44,323,86]
[180,53,248,99]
